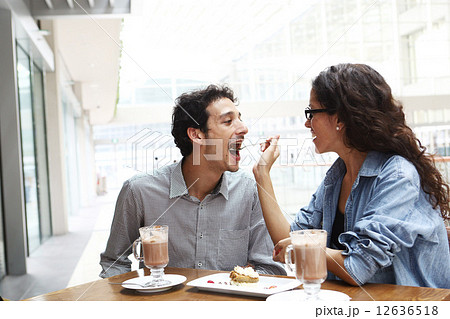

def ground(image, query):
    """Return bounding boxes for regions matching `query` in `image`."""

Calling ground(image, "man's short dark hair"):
[171,84,237,157]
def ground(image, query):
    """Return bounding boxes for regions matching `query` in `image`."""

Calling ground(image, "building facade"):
[96,0,450,218]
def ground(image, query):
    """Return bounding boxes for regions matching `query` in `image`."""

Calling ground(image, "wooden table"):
[27,267,450,301]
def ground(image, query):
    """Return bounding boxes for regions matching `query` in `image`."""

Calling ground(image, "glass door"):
[62,96,80,216]
[31,62,52,242]
[17,45,40,253]
[0,167,6,279]
[16,44,52,253]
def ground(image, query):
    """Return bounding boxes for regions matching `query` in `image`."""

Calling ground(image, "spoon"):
[108,281,157,288]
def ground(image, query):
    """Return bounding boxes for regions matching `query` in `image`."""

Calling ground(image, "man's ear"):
[187,127,205,145]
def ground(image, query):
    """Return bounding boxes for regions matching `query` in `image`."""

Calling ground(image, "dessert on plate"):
[229,265,259,287]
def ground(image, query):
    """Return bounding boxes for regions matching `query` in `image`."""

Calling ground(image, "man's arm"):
[99,180,142,278]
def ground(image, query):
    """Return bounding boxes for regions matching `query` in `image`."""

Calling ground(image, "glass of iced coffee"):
[133,225,170,287]
[285,229,327,300]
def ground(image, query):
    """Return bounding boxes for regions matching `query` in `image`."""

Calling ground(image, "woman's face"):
[305,89,342,154]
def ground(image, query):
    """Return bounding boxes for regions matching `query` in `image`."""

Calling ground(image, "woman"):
[253,63,450,288]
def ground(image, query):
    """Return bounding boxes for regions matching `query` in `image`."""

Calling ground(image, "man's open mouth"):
[229,139,244,158]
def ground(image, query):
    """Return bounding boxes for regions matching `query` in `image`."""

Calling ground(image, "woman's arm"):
[272,238,359,286]
[253,135,291,244]
[326,248,359,286]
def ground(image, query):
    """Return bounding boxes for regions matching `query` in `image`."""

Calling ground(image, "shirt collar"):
[358,151,388,177]
[169,160,189,199]
[169,159,230,200]
[212,172,229,200]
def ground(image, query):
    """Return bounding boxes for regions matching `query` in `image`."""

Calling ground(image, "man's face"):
[202,97,248,172]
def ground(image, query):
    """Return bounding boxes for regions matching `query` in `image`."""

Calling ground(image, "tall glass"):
[133,225,170,286]
[285,229,327,300]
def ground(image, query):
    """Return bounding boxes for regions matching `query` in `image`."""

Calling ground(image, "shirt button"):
[198,262,203,267]
[200,233,203,239]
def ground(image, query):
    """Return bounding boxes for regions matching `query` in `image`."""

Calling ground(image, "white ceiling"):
[27,0,130,125]
[51,18,123,124]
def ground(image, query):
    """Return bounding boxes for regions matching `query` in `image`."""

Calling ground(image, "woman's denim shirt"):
[291,151,450,288]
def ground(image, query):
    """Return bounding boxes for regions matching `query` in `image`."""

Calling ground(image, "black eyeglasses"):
[304,107,328,120]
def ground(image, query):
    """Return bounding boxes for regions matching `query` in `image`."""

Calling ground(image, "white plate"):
[266,289,351,301]
[122,274,187,293]
[186,273,301,298]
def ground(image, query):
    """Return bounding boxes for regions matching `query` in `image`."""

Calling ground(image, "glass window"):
[31,62,52,242]
[16,45,40,253]
[402,32,419,85]
[135,86,172,104]
[16,45,52,253]
[0,168,6,280]
[111,0,450,216]
[117,85,133,105]
[62,95,80,216]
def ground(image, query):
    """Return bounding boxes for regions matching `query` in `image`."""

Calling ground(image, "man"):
[99,84,285,277]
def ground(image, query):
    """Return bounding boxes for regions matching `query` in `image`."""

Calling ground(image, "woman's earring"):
[336,126,340,131]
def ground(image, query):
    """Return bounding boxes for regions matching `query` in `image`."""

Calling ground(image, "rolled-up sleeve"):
[99,180,143,278]
[340,173,420,285]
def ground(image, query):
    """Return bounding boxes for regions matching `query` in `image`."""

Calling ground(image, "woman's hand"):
[272,237,291,263]
[253,135,281,178]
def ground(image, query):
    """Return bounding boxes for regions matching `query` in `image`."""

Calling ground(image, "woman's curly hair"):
[312,63,449,219]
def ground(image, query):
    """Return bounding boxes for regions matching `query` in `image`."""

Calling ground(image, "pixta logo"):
[127,129,329,173]
[126,129,180,174]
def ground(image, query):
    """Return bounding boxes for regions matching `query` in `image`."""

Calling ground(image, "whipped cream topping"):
[145,234,165,243]
[233,266,259,279]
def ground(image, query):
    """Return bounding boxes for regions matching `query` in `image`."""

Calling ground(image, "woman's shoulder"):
[376,152,420,187]
[381,153,417,173]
